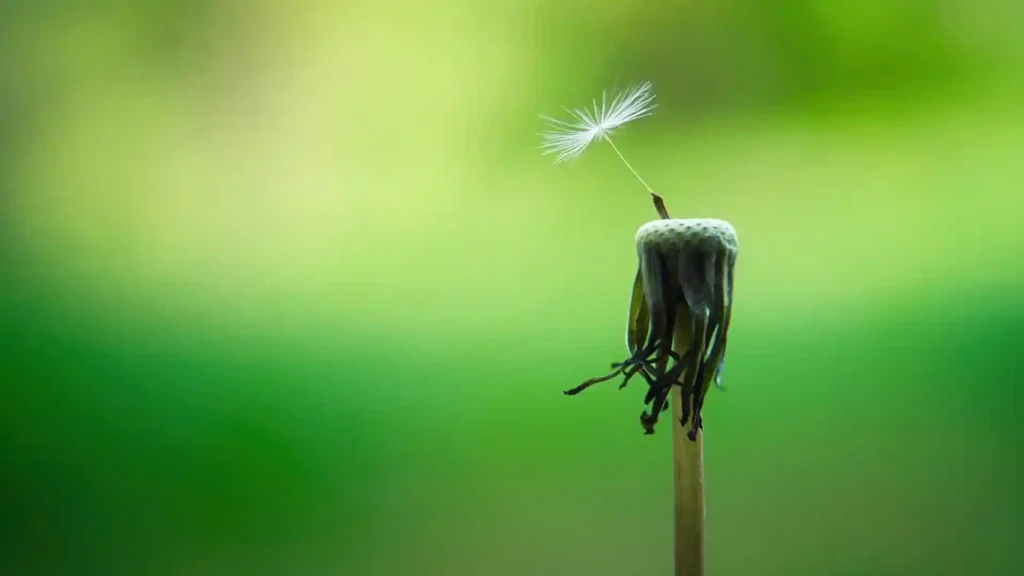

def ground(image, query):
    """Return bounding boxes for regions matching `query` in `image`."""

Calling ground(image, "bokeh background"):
[2,1,1022,575]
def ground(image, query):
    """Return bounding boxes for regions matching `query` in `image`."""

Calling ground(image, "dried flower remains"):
[540,82,738,439]
[564,219,737,438]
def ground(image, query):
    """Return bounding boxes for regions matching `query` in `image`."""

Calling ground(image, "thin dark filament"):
[565,250,731,439]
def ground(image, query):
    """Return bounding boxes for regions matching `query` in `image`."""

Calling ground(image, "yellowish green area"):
[2,2,1022,575]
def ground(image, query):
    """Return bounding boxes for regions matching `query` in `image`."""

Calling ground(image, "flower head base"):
[565,218,738,439]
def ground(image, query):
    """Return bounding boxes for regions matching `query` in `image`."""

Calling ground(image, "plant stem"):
[671,323,705,576]
[635,152,695,572]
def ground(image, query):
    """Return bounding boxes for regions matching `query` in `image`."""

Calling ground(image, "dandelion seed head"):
[539,81,657,164]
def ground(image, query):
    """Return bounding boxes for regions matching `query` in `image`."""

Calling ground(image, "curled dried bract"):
[565,218,738,439]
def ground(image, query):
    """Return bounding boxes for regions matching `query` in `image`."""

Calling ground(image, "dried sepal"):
[565,218,738,439]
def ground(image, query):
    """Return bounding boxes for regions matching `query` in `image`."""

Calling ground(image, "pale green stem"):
[671,319,706,576]
[602,134,657,197]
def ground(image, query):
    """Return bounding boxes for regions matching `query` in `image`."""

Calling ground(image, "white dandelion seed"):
[539,81,659,195]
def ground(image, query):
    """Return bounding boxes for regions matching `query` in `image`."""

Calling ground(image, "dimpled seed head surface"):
[635,218,738,253]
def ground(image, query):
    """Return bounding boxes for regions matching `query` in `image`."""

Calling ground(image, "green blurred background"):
[2,1,1022,575]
